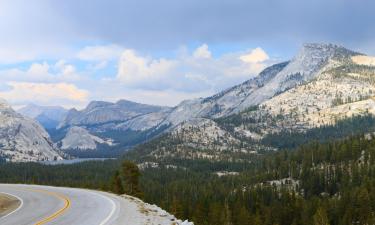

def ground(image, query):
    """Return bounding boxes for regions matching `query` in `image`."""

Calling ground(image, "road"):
[0,184,128,225]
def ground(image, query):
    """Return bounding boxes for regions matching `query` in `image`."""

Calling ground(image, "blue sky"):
[0,0,374,109]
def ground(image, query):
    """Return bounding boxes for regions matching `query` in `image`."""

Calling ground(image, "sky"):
[0,0,374,109]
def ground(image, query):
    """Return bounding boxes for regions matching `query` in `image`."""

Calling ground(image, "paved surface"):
[0,184,128,225]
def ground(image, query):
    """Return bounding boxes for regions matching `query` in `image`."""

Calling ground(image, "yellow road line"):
[23,188,71,225]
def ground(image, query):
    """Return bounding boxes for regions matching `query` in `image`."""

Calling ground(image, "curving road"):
[0,184,128,225]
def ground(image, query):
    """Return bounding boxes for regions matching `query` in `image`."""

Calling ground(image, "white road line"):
[90,191,117,225]
[0,191,24,220]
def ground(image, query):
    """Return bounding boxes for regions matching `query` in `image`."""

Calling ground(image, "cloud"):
[1,1,374,108]
[0,83,12,92]
[54,60,77,76]
[0,1,76,63]
[240,47,269,63]
[116,44,271,93]
[0,61,81,83]
[90,79,213,107]
[1,0,375,65]
[117,49,177,86]
[0,82,89,106]
[193,44,211,59]
[42,0,375,55]
[0,60,87,107]
[28,62,50,75]
[0,43,273,108]
[77,44,123,61]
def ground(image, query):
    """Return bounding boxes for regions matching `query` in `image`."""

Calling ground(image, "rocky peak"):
[85,101,113,112]
[299,43,359,61]
[0,100,62,162]
[58,99,170,128]
[0,98,12,110]
[116,99,139,106]
[60,126,108,150]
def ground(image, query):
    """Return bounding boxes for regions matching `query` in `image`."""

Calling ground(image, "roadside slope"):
[0,192,21,218]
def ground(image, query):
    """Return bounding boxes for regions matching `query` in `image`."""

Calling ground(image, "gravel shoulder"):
[0,193,21,217]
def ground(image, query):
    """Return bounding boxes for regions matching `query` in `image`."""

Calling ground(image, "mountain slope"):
[52,100,171,155]
[0,100,63,162]
[58,100,170,129]
[59,126,114,150]
[163,43,359,126]
[50,43,370,159]
[18,104,68,129]
[126,43,375,163]
[162,62,289,126]
[56,44,348,153]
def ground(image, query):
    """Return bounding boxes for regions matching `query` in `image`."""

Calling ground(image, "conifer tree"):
[313,207,330,225]
[122,160,143,199]
[111,170,124,194]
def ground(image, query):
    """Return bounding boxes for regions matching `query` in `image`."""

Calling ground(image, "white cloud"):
[240,47,269,63]
[77,44,123,61]
[28,62,50,75]
[116,45,272,93]
[117,50,177,85]
[193,44,212,59]
[0,82,89,106]
[54,60,76,76]
[238,47,270,76]
[0,44,273,108]
[0,61,82,84]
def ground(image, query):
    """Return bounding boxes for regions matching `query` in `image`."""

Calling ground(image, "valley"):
[2,43,375,225]
[4,43,375,163]
[2,1,374,224]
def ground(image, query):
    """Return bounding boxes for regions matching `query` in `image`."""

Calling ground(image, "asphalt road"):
[0,184,128,225]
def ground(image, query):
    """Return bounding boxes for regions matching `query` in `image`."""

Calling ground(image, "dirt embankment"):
[0,193,21,217]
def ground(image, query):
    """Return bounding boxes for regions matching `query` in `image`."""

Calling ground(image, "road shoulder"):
[0,193,21,218]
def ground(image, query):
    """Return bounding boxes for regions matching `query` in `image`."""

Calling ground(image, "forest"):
[1,133,375,224]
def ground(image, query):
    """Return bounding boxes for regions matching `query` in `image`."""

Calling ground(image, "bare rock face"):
[0,99,62,162]
[58,100,170,129]
[163,61,289,125]
[60,126,113,150]
[163,43,358,126]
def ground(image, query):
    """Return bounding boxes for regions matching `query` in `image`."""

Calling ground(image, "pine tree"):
[313,207,330,225]
[192,202,208,225]
[356,188,371,224]
[111,170,124,194]
[235,206,250,225]
[122,160,143,199]
[170,198,184,219]
[208,202,225,225]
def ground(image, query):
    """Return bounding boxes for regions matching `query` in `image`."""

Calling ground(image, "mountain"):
[0,100,63,162]
[59,126,115,150]
[125,43,375,163]
[162,43,358,126]
[18,104,68,129]
[52,100,171,156]
[51,43,375,159]
[58,100,170,129]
